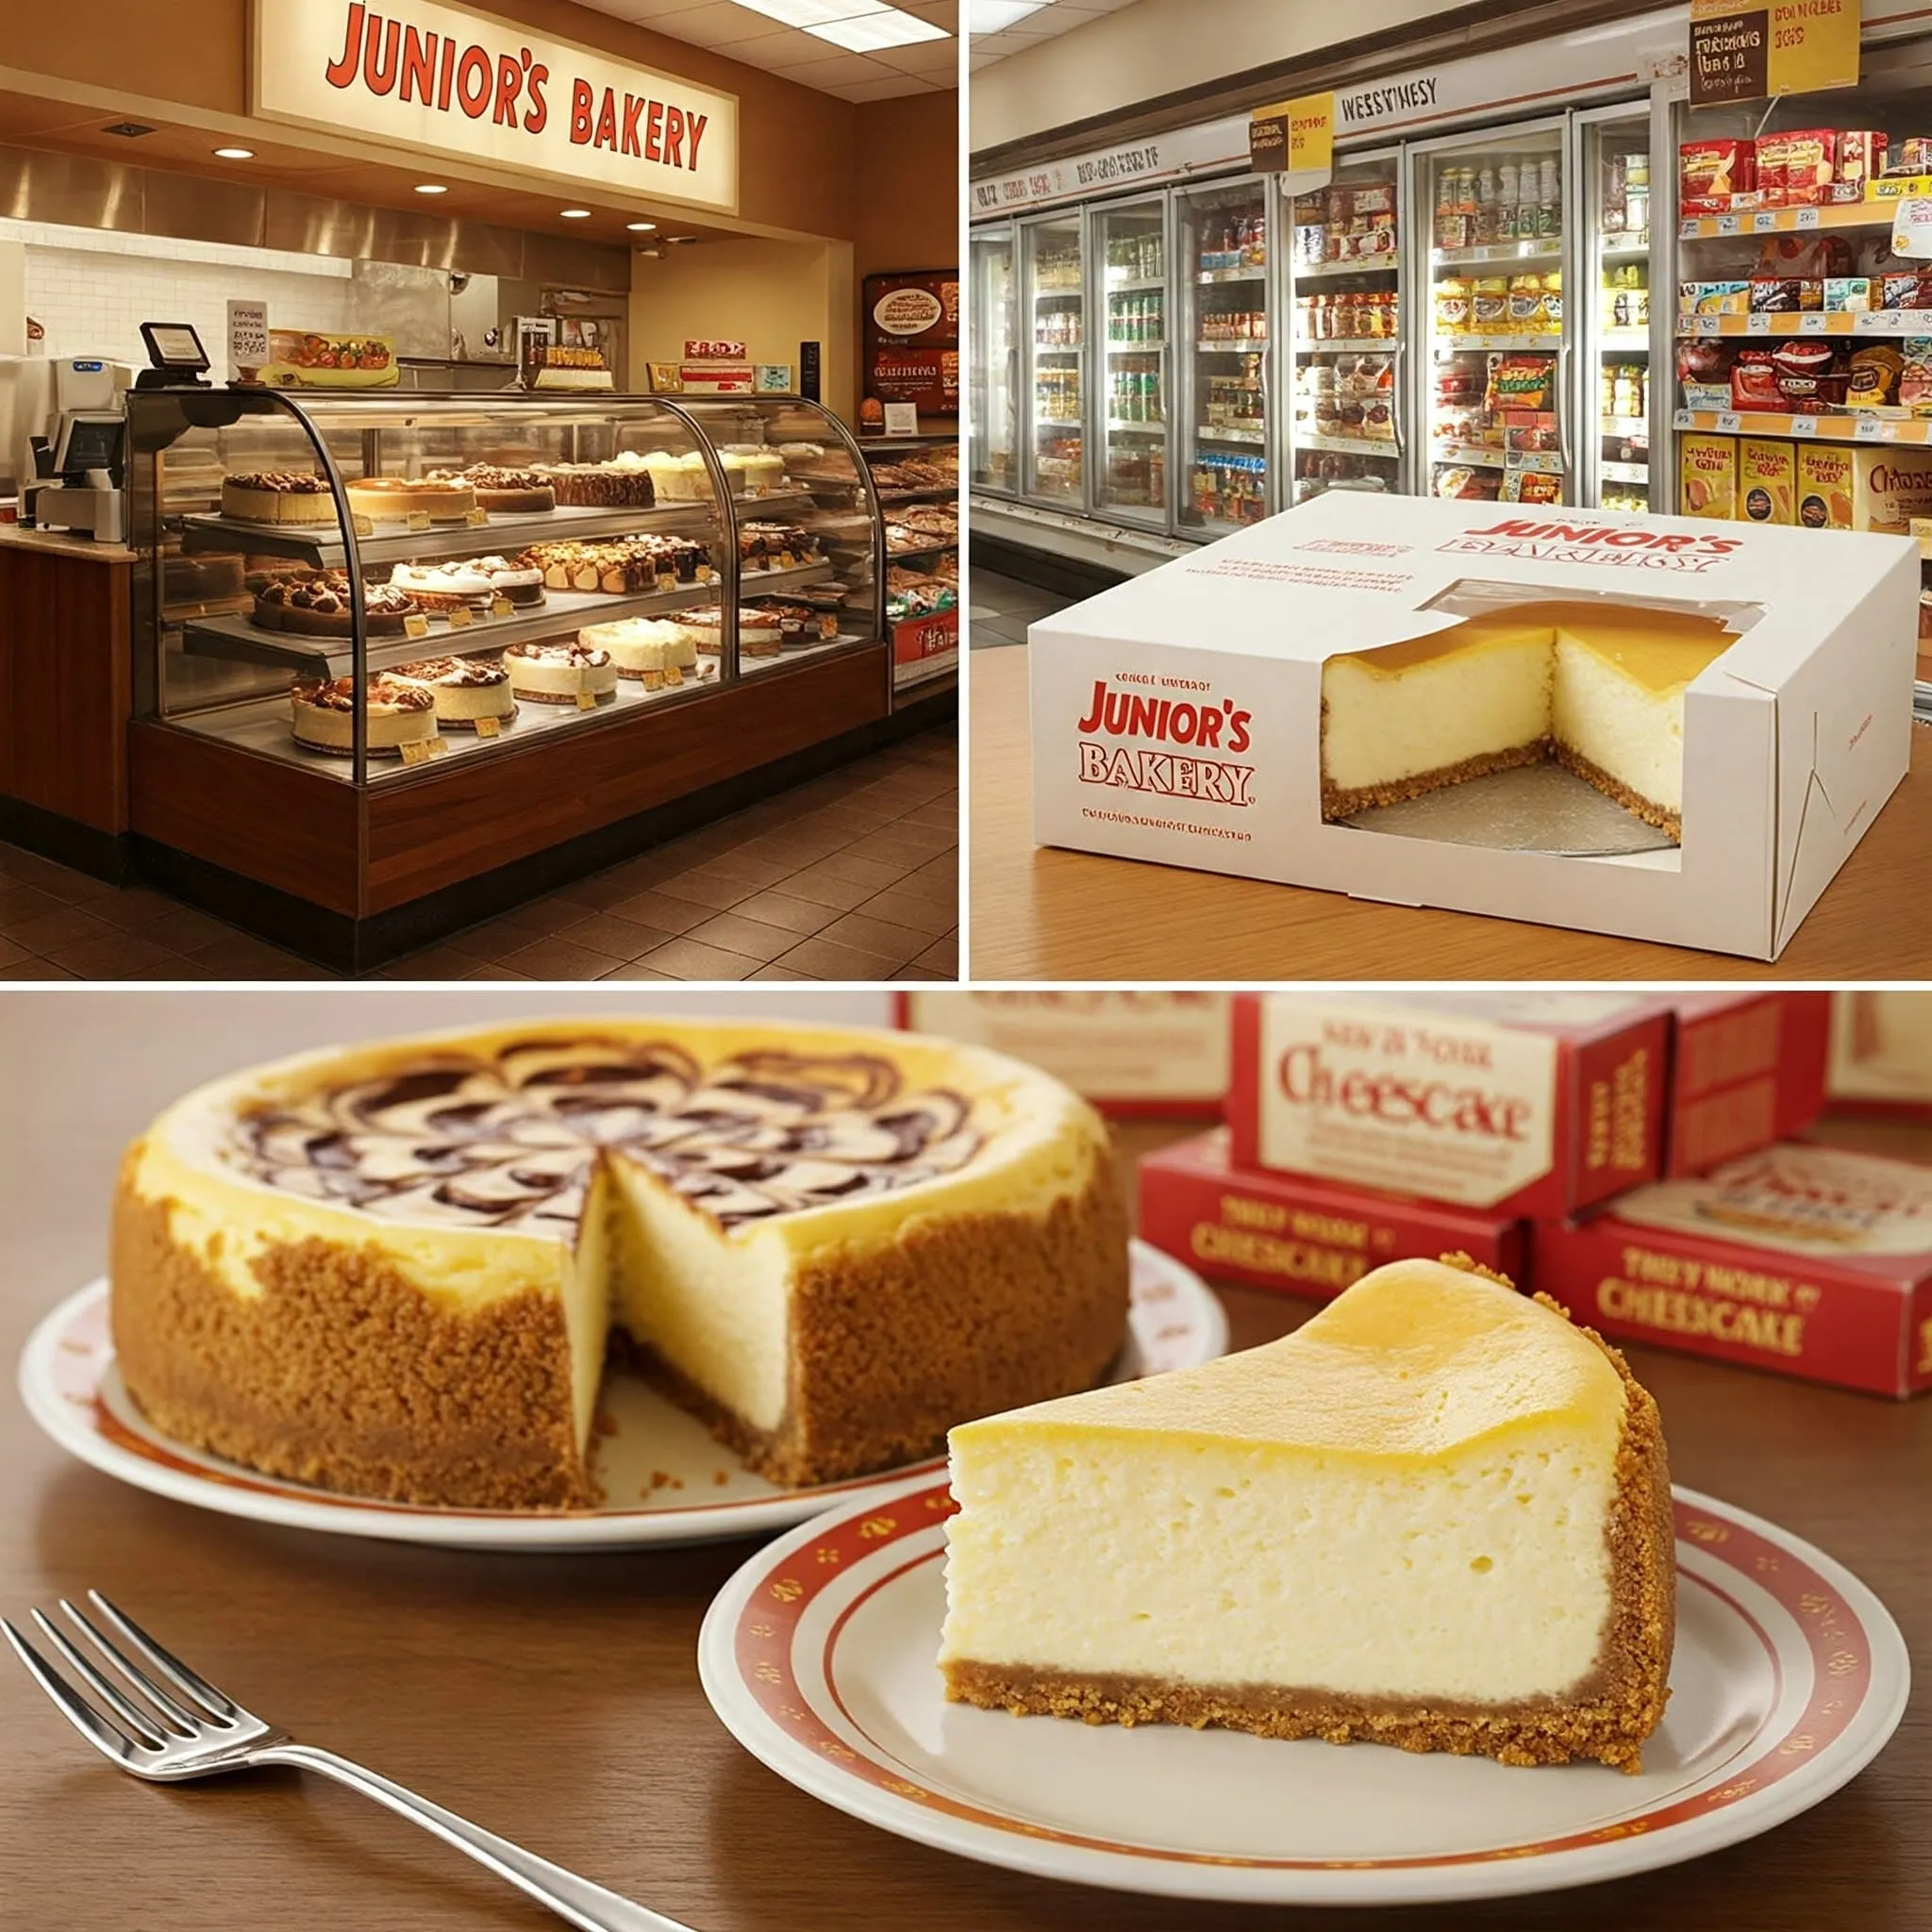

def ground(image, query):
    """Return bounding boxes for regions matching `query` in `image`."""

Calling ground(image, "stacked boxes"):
[1683,437,1932,534]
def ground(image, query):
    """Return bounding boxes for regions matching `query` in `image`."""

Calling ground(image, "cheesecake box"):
[895,991,1230,1118]
[1025,492,1918,958]
[1226,991,1672,1219]
[1666,991,1830,1174]
[1826,991,1932,1117]
[1534,1141,1932,1398]
[1138,1128,1528,1303]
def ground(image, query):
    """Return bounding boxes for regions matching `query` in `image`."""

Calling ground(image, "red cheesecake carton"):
[895,991,1230,1118]
[1228,992,1671,1218]
[1666,991,1829,1173]
[1827,991,1932,1117]
[1534,1141,1932,1398]
[1139,1129,1528,1303]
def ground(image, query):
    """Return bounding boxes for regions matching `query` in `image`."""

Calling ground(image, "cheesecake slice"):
[1322,600,1739,840]
[940,1256,1674,1772]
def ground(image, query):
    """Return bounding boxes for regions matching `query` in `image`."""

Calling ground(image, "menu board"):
[863,269,959,422]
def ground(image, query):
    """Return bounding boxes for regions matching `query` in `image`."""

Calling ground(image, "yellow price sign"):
[1689,0,1858,105]
[1250,92,1333,185]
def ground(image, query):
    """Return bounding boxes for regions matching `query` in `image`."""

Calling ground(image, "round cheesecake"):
[474,556,546,608]
[389,656,517,728]
[289,675,438,755]
[346,476,477,524]
[428,466,556,514]
[578,616,689,686]
[390,562,494,611]
[109,1017,1128,1508]
[668,606,785,657]
[222,474,339,526]
[502,639,619,704]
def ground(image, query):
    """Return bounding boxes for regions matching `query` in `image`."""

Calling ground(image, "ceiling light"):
[664,235,698,245]
[968,0,1046,30]
[734,0,890,25]
[414,182,448,194]
[560,208,593,219]
[212,145,256,160]
[102,123,157,139]
[626,220,658,232]
[808,8,950,47]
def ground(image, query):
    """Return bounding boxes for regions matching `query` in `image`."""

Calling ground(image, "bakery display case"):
[124,388,900,967]
[859,433,958,696]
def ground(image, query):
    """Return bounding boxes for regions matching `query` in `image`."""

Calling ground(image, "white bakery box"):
[1027,494,1917,959]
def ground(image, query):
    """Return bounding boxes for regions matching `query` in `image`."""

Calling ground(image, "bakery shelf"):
[1601,242,1652,261]
[1672,406,1932,443]
[178,560,837,679]
[1292,337,1396,355]
[1677,311,1932,339]
[1297,434,1400,458]
[1034,341,1085,353]
[1430,242,1562,268]
[1293,258,1398,280]
[884,539,958,562]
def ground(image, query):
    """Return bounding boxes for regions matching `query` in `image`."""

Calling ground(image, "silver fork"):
[4,1591,692,1932]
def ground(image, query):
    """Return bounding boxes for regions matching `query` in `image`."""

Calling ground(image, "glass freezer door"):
[1091,193,1172,528]
[1412,118,1570,508]
[1579,108,1654,510]
[1021,212,1088,508]
[1175,177,1273,537]
[1283,147,1404,506]
[970,225,1018,496]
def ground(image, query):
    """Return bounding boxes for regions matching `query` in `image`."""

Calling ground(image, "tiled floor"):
[0,726,958,982]
[970,568,1070,652]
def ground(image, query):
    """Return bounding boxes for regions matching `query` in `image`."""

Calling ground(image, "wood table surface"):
[1,1001,1925,1931]
[968,643,1932,982]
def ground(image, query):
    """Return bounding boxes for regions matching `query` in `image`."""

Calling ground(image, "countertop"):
[0,520,136,564]
[969,642,1932,981]
[0,990,1924,1932]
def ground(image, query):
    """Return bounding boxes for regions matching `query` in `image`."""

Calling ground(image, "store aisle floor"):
[0,726,958,982]
[970,567,1070,650]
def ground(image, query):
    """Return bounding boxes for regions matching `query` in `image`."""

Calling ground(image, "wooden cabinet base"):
[127,646,909,973]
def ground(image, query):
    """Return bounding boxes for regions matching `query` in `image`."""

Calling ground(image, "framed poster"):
[863,268,958,422]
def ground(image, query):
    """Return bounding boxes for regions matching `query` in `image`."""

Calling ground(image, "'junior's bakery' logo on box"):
[1438,519,1745,573]
[1074,676,1257,807]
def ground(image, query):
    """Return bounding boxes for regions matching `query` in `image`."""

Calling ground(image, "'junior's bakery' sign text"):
[253,0,738,213]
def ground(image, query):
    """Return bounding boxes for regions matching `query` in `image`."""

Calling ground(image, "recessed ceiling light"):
[102,122,157,139]
[663,235,697,245]
[414,182,448,194]
[212,146,256,160]
[735,0,891,25]
[808,9,951,50]
[626,221,658,232]
[968,0,1046,29]
[560,208,593,219]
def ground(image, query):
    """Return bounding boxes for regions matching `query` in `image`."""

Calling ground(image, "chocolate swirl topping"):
[224,1037,982,1233]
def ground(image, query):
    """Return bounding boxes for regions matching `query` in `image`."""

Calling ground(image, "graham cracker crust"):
[1321,739,1549,822]
[944,1257,1675,1774]
[1554,742,1682,842]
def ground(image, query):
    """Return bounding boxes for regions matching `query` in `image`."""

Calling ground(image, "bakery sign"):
[252,0,738,213]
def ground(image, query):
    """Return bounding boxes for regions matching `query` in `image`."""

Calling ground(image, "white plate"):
[17,1242,1224,1553]
[698,1475,1909,1905]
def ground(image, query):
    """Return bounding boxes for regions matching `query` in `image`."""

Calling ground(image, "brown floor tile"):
[0,849,99,895]
[651,867,760,911]
[890,964,951,981]
[606,888,716,935]
[0,958,77,979]
[696,856,798,895]
[746,961,818,980]
[493,936,628,980]
[138,905,237,954]
[735,826,856,867]
[5,906,122,955]
[372,940,491,980]
[683,910,801,963]
[0,880,63,924]
[814,911,929,968]
[557,911,682,959]
[810,850,910,892]
[727,889,837,938]
[0,935,31,970]
[595,961,677,979]
[803,800,898,835]
[910,851,957,884]
[844,826,955,868]
[183,935,324,979]
[47,933,194,978]
[635,936,763,980]
[543,870,654,914]
[461,963,534,979]
[916,935,959,974]
[776,867,879,913]
[898,799,960,832]
[854,883,957,935]
[772,935,906,980]
[84,888,194,935]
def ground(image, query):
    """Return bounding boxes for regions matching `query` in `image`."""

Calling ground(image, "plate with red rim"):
[696,1476,1909,1906]
[16,1241,1225,1553]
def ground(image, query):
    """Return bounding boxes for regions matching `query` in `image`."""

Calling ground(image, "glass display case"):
[970,225,1019,496]
[1580,107,1653,511]
[857,434,958,695]
[1022,211,1087,506]
[1092,194,1171,527]
[130,389,883,788]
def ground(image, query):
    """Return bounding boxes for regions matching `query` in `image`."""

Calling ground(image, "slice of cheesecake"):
[939,1256,1674,1772]
[1322,600,1739,841]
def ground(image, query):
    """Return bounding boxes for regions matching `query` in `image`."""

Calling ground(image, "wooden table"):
[969,644,1932,981]
[2,1001,1925,1931]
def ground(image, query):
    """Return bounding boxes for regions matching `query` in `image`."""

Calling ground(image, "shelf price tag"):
[474,716,502,738]
[576,691,598,709]
[1752,211,1776,233]
[466,507,490,527]
[351,513,375,538]
[399,739,438,766]
[447,606,473,629]
[1856,415,1886,439]
[1716,214,1740,235]
[1799,313,1828,333]
[491,596,514,618]
[406,510,432,533]
[1717,410,1741,433]
[1795,208,1820,230]
[1673,408,1694,429]
[1790,414,1819,437]
[404,613,430,640]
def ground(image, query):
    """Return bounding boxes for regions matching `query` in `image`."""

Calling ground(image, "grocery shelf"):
[1105,340,1168,353]
[1033,286,1084,298]
[1432,444,1506,470]
[1196,424,1266,445]
[1431,242,1562,268]
[1601,242,1653,261]
[1293,257,1398,281]
[1196,340,1270,353]
[1675,196,1910,241]
[1436,334,1558,353]
[1601,414,1647,437]
[1677,310,1932,338]
[1297,434,1400,458]
[1034,416,1083,428]
[1034,341,1084,353]
[1103,275,1165,291]
[1196,267,1267,284]
[1601,459,1651,483]
[1292,337,1398,354]
[1436,442,1563,474]
[1672,407,1932,443]
[1105,418,1169,433]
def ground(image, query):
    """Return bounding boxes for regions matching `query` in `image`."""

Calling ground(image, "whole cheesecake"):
[1322,600,1740,841]
[111,1018,1127,1509]
[941,1256,1674,1772]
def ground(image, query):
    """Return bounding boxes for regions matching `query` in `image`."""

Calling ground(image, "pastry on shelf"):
[390,561,495,613]
[578,616,693,688]
[517,535,708,593]
[738,521,817,567]
[537,452,658,508]
[749,599,840,644]
[503,639,619,704]
[667,606,785,658]
[221,473,339,526]
[345,475,478,523]
[473,556,547,608]
[253,575,418,637]
[426,466,557,514]
[290,675,438,755]
[389,656,518,728]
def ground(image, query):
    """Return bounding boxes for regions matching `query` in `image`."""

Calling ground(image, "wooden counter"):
[969,643,1932,981]
[0,522,133,865]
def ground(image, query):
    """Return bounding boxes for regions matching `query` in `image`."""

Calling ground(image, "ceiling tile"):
[835,74,943,99]
[774,50,901,85]
[632,1,792,47]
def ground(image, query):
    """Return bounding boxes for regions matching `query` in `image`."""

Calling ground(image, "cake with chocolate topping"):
[503,639,619,704]
[537,455,658,508]
[289,675,438,755]
[427,466,557,514]
[389,656,517,728]
[222,473,339,527]
[254,575,417,637]
[109,1017,1127,1507]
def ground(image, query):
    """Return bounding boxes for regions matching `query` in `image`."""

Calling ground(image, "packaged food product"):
[1739,438,1795,524]
[1749,276,1822,312]
[1681,137,1755,212]
[1837,131,1889,188]
[1796,443,1854,528]
[1900,338,1932,411]
[1486,354,1554,410]
[1500,467,1563,504]
[1756,233,1853,278]
[1541,269,1563,330]
[1756,128,1837,207]
[1847,343,1905,408]
[1435,276,1471,331]
[1880,271,1931,309]
[1471,275,1510,332]
[1506,274,1543,332]
[1679,431,1739,518]
[1730,350,1783,409]
[1888,136,1932,176]
[1824,276,1874,311]
[1846,445,1932,531]
[1694,281,1752,315]
[1771,339,1840,407]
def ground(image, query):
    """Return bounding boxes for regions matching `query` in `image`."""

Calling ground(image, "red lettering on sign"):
[594,86,619,151]
[325,4,364,88]
[664,103,685,168]
[493,53,521,126]
[363,12,402,94]
[686,111,708,169]
[622,92,645,157]
[644,99,664,161]
[525,62,548,133]
[570,76,594,145]
[398,25,437,104]
[456,43,492,117]
[437,32,457,109]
